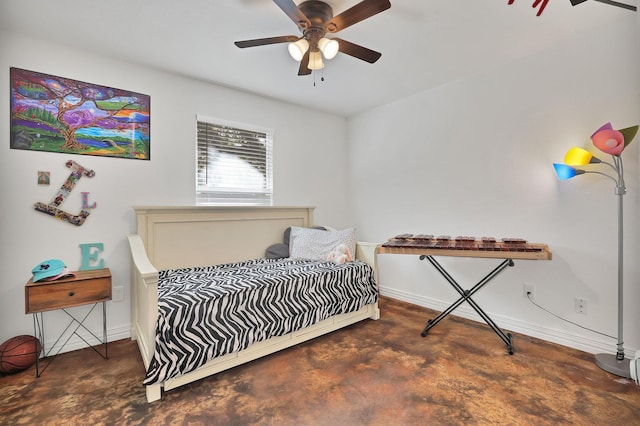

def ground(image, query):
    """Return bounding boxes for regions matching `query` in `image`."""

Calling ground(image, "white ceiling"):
[1,0,636,117]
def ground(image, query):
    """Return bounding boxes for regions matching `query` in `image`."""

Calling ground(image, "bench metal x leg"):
[419,255,515,354]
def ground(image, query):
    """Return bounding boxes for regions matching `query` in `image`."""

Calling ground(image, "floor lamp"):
[553,122,638,378]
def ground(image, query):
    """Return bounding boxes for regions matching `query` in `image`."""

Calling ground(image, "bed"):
[127,206,380,403]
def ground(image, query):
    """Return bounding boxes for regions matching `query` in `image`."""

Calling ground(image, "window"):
[196,116,273,205]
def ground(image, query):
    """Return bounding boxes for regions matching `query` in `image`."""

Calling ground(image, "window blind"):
[196,117,273,205]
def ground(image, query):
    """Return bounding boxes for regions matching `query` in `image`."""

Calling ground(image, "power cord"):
[526,291,616,340]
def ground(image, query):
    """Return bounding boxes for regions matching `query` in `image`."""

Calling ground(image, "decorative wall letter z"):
[34,160,96,226]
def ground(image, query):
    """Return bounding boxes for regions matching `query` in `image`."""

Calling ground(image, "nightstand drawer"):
[25,269,112,314]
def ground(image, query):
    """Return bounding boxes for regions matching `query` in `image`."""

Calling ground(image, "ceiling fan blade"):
[298,50,311,76]
[273,0,311,29]
[333,38,382,63]
[326,0,391,33]
[234,35,299,48]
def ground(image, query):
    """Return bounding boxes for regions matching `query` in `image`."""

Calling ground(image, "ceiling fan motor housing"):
[299,1,335,30]
[298,1,336,50]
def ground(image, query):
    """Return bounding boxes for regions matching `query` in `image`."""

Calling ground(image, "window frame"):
[196,115,273,206]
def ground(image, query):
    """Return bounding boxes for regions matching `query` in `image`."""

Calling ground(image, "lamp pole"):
[594,155,630,378]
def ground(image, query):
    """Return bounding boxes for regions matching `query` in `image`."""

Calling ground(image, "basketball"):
[0,335,42,374]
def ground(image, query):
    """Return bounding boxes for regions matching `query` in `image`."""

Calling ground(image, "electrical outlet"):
[523,283,535,300]
[113,286,124,302]
[575,297,587,314]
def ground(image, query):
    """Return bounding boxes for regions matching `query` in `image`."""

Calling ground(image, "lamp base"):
[595,353,631,378]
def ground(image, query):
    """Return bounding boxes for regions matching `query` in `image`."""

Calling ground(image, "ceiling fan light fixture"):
[288,38,309,61]
[308,51,325,70]
[234,0,391,76]
[318,37,339,60]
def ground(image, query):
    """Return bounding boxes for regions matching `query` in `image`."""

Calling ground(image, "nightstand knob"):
[69,291,75,297]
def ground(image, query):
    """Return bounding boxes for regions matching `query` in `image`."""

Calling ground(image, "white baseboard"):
[42,325,131,356]
[380,286,637,358]
[41,289,636,361]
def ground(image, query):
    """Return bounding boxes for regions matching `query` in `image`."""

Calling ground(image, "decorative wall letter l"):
[81,192,97,209]
[34,160,96,226]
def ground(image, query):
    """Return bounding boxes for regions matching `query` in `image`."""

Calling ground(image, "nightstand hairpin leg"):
[32,313,44,377]
[32,302,108,378]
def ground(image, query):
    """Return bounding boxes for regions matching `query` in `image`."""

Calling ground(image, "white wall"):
[347,17,640,356]
[0,32,349,351]
[2,14,638,361]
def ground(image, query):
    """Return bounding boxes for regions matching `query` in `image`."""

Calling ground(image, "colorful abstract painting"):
[10,67,150,160]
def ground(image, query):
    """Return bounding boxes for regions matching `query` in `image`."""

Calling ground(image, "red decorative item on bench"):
[0,335,42,374]
[508,0,549,16]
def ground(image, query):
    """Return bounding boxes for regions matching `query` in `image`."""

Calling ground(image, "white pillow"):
[289,227,356,262]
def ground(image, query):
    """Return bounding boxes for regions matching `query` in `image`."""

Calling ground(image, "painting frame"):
[10,67,150,160]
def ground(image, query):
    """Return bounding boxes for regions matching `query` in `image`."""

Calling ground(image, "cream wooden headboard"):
[133,206,314,270]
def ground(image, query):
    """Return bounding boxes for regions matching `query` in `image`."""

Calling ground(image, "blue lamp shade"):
[553,163,585,180]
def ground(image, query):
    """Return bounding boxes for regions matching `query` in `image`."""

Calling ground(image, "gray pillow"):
[265,243,290,259]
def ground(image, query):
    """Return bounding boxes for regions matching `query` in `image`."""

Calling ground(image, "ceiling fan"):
[234,0,391,76]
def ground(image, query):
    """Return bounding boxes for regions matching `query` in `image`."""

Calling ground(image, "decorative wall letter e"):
[79,242,105,270]
[34,160,96,226]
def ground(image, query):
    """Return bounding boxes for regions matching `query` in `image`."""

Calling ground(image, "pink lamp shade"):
[591,124,624,155]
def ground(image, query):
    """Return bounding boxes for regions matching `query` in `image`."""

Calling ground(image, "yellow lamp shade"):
[564,147,593,165]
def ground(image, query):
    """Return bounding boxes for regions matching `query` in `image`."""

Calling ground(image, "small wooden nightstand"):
[25,268,112,377]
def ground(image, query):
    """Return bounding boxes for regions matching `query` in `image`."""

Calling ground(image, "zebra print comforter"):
[143,257,378,385]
